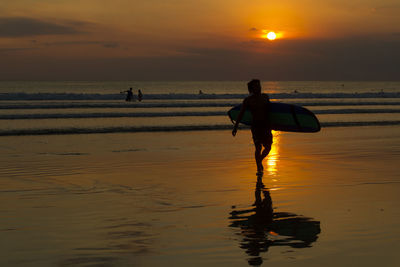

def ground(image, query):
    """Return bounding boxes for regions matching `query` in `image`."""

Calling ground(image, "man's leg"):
[261,133,273,161]
[254,142,263,173]
[261,143,272,161]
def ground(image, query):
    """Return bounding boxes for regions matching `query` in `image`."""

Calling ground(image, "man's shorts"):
[251,124,273,146]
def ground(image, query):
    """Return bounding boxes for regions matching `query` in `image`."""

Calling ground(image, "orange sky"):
[0,0,399,80]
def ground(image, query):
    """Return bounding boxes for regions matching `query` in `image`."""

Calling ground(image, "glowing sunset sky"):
[0,0,399,80]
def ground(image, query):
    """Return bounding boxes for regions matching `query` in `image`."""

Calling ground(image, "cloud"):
[371,5,400,15]
[0,40,120,55]
[42,40,120,49]
[103,42,119,48]
[0,17,87,37]
[0,35,399,81]
[0,47,36,53]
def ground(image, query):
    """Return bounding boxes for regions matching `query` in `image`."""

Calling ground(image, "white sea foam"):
[1,121,400,136]
[1,109,399,120]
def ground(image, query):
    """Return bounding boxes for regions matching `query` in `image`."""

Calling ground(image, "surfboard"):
[228,102,321,133]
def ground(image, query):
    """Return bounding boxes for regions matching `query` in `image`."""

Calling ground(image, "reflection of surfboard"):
[228,102,321,133]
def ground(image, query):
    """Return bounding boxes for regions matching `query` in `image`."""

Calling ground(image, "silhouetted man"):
[138,89,143,102]
[232,79,272,175]
[123,88,133,102]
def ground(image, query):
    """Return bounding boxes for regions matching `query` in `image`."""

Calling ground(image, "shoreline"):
[1,122,400,136]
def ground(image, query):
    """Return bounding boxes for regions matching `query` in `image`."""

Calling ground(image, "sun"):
[266,31,277,40]
[258,30,283,41]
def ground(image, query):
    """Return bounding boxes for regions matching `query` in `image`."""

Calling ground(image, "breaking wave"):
[1,109,400,120]
[1,101,400,110]
[1,92,399,101]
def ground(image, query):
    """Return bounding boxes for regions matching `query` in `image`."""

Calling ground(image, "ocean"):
[0,81,399,135]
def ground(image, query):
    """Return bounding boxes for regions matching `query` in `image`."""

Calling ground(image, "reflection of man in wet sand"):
[229,180,321,265]
[229,180,273,265]
[232,79,272,175]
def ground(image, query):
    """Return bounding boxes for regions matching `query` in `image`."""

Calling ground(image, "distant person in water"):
[122,88,134,102]
[232,79,272,175]
[138,89,143,101]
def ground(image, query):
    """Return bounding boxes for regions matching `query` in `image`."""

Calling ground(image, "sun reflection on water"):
[265,131,280,175]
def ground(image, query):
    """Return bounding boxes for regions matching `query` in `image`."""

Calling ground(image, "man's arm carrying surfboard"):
[232,98,248,136]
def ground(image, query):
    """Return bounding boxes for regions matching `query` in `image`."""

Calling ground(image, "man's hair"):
[247,79,261,94]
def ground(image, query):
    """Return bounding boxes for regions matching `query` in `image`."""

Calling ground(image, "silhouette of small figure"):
[199,90,203,95]
[232,79,272,175]
[123,88,134,102]
[138,89,143,102]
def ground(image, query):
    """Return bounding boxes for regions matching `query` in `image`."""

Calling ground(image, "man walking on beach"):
[232,79,272,175]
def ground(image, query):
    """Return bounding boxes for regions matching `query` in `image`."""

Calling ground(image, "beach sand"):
[1,126,399,266]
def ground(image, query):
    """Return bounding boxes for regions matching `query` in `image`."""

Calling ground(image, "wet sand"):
[0,126,399,266]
